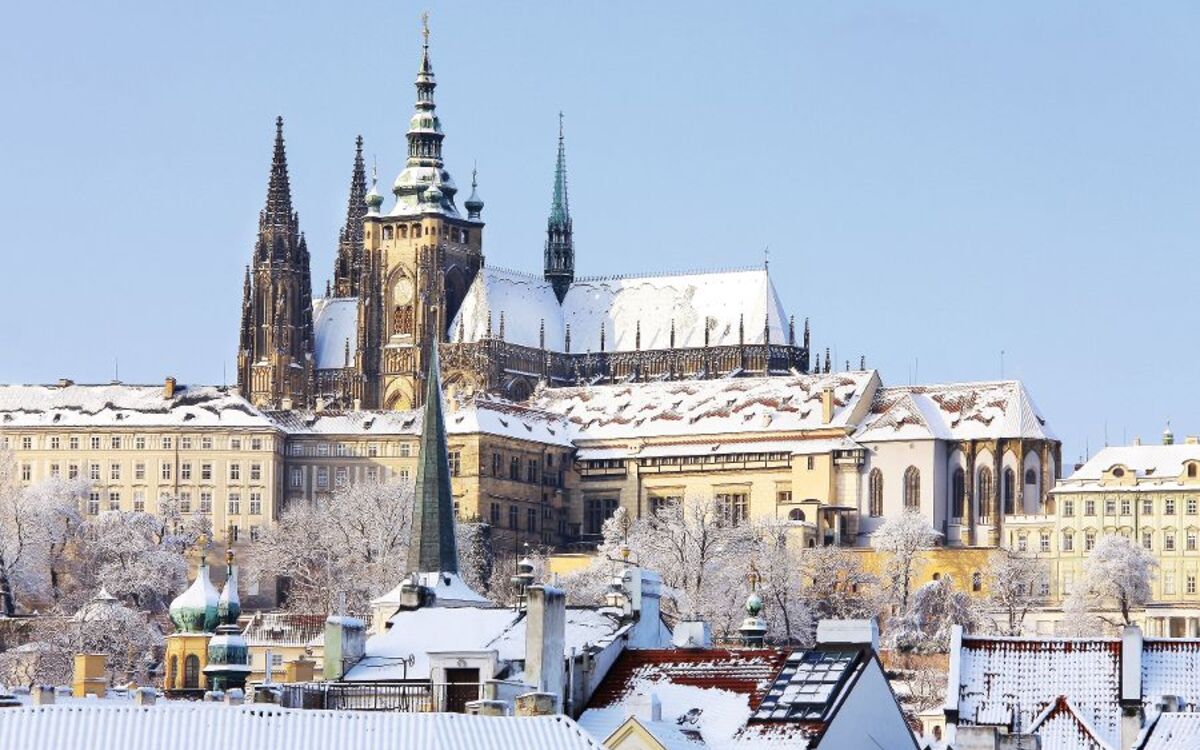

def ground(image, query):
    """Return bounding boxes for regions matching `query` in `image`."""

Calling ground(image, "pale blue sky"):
[1,1,1196,461]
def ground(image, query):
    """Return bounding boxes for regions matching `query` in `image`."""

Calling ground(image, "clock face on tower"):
[393,278,414,305]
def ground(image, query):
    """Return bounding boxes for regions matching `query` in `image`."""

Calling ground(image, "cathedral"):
[237,20,810,411]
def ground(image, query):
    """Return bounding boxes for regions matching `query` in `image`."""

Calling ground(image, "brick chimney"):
[163,376,177,399]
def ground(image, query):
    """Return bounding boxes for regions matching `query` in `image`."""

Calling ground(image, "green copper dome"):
[169,562,219,634]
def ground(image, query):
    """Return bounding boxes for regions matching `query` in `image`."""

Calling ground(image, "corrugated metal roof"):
[0,704,605,750]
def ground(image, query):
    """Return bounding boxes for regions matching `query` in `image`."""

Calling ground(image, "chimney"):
[514,691,558,717]
[816,618,880,652]
[163,376,177,399]
[133,687,156,706]
[323,615,366,681]
[72,653,107,698]
[629,692,662,723]
[1134,437,1142,446]
[821,386,835,425]
[31,686,55,706]
[671,620,712,649]
[466,699,509,716]
[281,397,294,411]
[525,584,566,710]
[1120,624,1144,750]
[1186,436,1199,446]
[622,568,664,648]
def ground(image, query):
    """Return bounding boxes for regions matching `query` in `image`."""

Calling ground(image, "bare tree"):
[986,548,1048,636]
[872,509,940,614]
[889,574,978,653]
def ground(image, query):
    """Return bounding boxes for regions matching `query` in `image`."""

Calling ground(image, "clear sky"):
[1,1,1196,462]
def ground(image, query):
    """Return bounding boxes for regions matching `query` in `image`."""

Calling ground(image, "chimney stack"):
[821,386,835,425]
[525,585,566,711]
[163,376,177,399]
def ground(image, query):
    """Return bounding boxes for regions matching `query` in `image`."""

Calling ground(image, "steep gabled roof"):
[1028,696,1115,750]
[858,380,1055,442]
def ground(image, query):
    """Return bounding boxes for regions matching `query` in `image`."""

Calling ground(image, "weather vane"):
[421,11,430,45]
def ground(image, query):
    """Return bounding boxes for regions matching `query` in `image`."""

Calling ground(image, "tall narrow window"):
[950,468,965,519]
[868,468,883,517]
[1003,468,1015,515]
[978,467,994,519]
[903,466,921,510]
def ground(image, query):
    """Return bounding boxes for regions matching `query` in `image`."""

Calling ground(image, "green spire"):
[545,112,574,302]
[406,345,459,575]
[549,112,569,226]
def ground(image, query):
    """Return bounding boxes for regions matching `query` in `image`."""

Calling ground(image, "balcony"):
[279,682,482,713]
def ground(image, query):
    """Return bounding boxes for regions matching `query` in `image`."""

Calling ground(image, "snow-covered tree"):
[1065,534,1157,627]
[247,478,414,613]
[986,548,1048,635]
[888,574,978,652]
[749,520,814,646]
[77,511,191,612]
[795,545,879,624]
[872,509,940,613]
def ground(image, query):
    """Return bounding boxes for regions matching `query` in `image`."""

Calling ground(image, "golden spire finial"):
[421,11,430,46]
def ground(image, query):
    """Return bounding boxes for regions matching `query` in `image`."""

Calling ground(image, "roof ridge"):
[573,265,766,283]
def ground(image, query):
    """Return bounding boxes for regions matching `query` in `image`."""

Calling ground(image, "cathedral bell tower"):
[358,14,485,411]
[544,113,574,302]
[237,117,315,408]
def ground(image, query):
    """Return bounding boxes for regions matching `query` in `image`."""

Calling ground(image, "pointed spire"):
[788,315,795,346]
[860,355,866,370]
[464,163,484,220]
[365,157,383,214]
[263,116,294,229]
[545,112,574,302]
[407,345,459,575]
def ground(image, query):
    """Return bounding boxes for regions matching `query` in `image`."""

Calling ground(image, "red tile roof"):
[587,648,790,710]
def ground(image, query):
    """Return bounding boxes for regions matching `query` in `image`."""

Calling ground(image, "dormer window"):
[1189,464,1197,478]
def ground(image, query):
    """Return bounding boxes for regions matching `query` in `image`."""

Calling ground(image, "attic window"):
[1112,467,1126,478]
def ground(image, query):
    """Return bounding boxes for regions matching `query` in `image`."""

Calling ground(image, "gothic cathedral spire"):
[333,135,367,297]
[236,116,315,408]
[406,344,459,575]
[544,112,574,302]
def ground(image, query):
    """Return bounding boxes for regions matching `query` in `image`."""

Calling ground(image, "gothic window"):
[392,306,414,336]
[382,225,393,240]
[951,468,965,520]
[903,466,920,510]
[1003,468,1015,515]
[400,225,409,239]
[868,469,883,517]
[183,654,200,689]
[1025,468,1038,485]
[978,467,994,517]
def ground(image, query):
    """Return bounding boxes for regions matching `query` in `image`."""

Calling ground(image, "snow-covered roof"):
[856,380,1055,443]
[530,373,875,443]
[448,267,792,354]
[1137,712,1200,750]
[483,607,626,662]
[1027,696,1115,750]
[582,681,753,750]
[372,572,491,609]
[951,633,1200,750]
[576,438,860,462]
[266,400,571,446]
[242,613,327,648]
[313,297,359,370]
[345,607,518,681]
[1065,445,1200,483]
[0,703,603,750]
[0,383,274,429]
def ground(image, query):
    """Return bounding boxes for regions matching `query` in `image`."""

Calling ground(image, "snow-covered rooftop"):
[483,607,626,663]
[312,297,359,371]
[242,613,327,648]
[345,607,518,681]
[1138,712,1200,750]
[267,400,571,446]
[449,266,792,354]
[856,380,1055,443]
[0,383,274,429]
[1065,444,1200,483]
[529,372,875,442]
[0,703,603,750]
[950,632,1200,750]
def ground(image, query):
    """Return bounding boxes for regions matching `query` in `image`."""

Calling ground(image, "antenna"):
[114,357,119,383]
[1000,349,1005,379]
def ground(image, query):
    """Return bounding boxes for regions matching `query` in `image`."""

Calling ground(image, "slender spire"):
[406,345,459,575]
[263,116,293,229]
[464,163,484,220]
[544,112,575,302]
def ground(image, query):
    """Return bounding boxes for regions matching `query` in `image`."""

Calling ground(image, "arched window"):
[788,508,805,522]
[950,468,965,520]
[868,469,883,517]
[1003,468,1015,515]
[382,225,393,240]
[1189,463,1198,479]
[168,655,178,689]
[400,225,409,239]
[184,654,201,689]
[1025,468,1038,485]
[412,224,422,238]
[903,466,920,510]
[978,467,994,518]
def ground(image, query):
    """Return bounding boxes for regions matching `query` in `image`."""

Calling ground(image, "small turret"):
[365,160,384,215]
[464,165,484,220]
[203,541,251,693]
[738,569,768,647]
[1164,422,1175,446]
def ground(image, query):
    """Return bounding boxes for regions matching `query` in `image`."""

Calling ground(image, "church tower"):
[332,136,367,297]
[544,114,574,302]
[359,14,485,410]
[237,117,315,408]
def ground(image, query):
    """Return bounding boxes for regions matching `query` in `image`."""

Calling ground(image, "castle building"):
[236,19,808,412]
